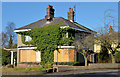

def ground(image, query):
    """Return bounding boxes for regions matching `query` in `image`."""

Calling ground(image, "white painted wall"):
[36,51,41,62]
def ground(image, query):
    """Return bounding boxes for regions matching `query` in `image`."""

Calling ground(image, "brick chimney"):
[45,5,55,23]
[109,26,114,33]
[67,8,74,22]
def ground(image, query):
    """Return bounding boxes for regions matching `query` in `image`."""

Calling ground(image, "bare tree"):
[96,9,118,64]
[3,22,16,48]
[75,34,95,66]
[96,27,118,64]
[0,32,8,48]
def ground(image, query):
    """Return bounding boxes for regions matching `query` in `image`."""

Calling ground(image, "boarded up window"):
[20,50,40,62]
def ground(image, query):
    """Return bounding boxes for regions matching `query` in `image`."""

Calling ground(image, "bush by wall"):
[2,49,11,65]
[98,45,111,63]
[54,62,81,66]
[115,51,120,63]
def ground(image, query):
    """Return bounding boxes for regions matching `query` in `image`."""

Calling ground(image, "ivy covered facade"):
[14,5,96,67]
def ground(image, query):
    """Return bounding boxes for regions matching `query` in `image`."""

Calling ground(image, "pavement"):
[2,69,120,77]
[45,68,120,75]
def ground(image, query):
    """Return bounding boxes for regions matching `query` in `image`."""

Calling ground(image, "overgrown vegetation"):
[0,47,17,66]
[98,45,110,63]
[115,51,120,63]
[18,22,74,69]
[1,48,11,65]
[0,22,17,66]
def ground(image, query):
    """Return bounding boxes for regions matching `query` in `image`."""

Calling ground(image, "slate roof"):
[15,17,96,33]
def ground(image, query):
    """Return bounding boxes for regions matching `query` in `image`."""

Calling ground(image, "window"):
[68,32,75,38]
[25,36,32,42]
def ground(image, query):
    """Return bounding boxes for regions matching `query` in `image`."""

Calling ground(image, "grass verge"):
[2,66,45,73]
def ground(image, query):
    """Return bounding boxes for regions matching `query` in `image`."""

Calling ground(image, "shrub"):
[54,62,80,66]
[20,62,40,65]
[98,45,110,63]
[115,51,120,63]
[2,49,11,65]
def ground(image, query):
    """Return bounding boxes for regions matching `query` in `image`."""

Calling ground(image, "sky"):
[2,2,118,33]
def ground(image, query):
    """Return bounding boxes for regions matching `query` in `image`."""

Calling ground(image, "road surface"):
[2,69,120,77]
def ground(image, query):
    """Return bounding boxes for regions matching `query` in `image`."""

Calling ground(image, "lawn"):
[2,66,45,73]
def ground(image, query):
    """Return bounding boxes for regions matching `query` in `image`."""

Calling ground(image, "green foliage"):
[18,22,74,69]
[54,62,79,66]
[0,49,1,65]
[21,34,25,44]
[98,45,110,63]
[2,67,44,73]
[1,49,11,65]
[115,51,120,63]
[21,33,34,45]
[12,44,17,48]
[21,62,40,65]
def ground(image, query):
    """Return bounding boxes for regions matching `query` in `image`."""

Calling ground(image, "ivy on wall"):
[18,22,75,69]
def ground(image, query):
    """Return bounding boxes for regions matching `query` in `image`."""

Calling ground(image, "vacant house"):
[14,5,96,66]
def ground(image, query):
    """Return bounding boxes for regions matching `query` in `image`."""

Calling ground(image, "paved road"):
[2,69,120,77]
[2,72,120,77]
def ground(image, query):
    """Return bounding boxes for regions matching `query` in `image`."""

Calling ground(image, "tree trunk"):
[111,54,115,64]
[84,56,88,66]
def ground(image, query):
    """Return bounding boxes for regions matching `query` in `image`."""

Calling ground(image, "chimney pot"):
[69,8,71,12]
[109,26,114,33]
[71,8,73,11]
[48,5,53,8]
[110,26,112,28]
[51,5,53,8]
[48,5,50,8]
